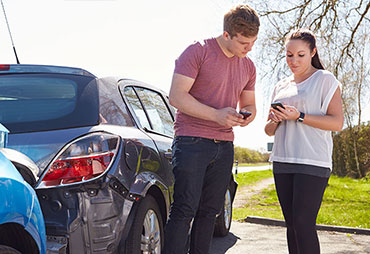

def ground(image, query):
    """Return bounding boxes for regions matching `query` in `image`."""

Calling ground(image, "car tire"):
[125,195,163,254]
[0,245,21,254]
[214,187,232,237]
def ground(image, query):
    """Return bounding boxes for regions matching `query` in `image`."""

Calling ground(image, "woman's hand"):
[265,106,284,136]
[268,110,282,123]
[265,111,280,136]
[271,104,300,121]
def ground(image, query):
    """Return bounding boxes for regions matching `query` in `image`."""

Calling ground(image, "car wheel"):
[214,187,232,237]
[125,195,163,254]
[0,245,21,254]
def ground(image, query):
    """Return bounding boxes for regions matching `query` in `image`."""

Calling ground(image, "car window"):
[0,74,99,133]
[134,88,174,137]
[0,76,76,122]
[97,79,134,127]
[123,87,151,129]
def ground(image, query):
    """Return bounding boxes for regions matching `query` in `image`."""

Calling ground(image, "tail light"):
[39,132,120,188]
[0,64,10,71]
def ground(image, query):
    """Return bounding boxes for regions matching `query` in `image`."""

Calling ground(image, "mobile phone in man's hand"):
[239,111,252,119]
[271,102,285,112]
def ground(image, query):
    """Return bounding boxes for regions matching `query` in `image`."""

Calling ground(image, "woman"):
[265,28,344,254]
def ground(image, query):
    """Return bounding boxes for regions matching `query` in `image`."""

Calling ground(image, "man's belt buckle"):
[213,139,221,143]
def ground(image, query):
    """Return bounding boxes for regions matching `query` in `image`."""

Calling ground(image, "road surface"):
[211,221,370,254]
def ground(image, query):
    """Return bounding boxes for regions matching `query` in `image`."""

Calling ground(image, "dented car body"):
[1,65,174,253]
[1,64,237,254]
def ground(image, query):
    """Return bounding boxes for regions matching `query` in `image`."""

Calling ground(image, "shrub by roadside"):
[333,122,370,178]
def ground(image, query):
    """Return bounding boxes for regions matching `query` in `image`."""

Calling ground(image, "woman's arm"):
[272,87,344,131]
[264,110,282,136]
[265,119,280,136]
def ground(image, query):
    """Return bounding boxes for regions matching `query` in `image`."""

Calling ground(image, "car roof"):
[0,64,96,78]
[0,65,168,95]
[117,78,169,96]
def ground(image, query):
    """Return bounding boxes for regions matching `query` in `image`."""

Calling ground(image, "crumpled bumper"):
[40,177,138,254]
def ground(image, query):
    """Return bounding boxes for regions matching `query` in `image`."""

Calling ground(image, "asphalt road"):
[210,221,370,254]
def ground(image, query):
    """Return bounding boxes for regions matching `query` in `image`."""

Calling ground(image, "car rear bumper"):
[38,176,138,254]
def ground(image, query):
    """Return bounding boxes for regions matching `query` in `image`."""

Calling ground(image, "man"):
[163,5,260,254]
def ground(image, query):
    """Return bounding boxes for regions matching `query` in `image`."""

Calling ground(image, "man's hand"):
[238,111,254,127]
[215,107,245,128]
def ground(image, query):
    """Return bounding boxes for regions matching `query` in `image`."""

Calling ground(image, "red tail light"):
[0,64,10,71]
[39,132,120,187]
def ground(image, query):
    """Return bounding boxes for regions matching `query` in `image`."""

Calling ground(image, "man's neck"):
[215,35,234,58]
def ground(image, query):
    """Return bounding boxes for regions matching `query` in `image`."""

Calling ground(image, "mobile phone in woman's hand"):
[271,102,285,112]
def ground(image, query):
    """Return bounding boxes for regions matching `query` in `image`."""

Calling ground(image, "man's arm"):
[238,90,256,127]
[169,73,243,128]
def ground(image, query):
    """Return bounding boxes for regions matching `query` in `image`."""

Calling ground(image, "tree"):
[250,0,370,116]
[248,0,370,177]
[234,146,268,163]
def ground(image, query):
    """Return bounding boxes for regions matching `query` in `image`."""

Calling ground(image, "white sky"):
[1,0,368,151]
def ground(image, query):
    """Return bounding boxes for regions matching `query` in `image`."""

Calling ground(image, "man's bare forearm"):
[169,90,218,121]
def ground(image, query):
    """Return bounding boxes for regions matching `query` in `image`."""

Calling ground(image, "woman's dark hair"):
[285,28,325,70]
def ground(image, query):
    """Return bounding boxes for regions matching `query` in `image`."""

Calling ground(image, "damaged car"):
[0,64,237,254]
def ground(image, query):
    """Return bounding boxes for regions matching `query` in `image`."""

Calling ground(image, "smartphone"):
[271,102,285,112]
[239,111,252,119]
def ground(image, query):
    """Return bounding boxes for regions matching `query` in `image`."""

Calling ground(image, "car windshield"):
[0,73,99,133]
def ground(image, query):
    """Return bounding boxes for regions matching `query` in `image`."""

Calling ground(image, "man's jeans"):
[163,136,234,254]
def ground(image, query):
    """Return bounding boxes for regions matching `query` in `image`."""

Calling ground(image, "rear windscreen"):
[0,73,99,133]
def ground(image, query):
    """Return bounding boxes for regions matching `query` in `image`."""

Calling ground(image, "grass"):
[318,176,370,228]
[234,169,273,186]
[233,170,370,229]
[236,162,270,167]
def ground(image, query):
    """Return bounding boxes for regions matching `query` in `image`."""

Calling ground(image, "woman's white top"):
[269,70,340,170]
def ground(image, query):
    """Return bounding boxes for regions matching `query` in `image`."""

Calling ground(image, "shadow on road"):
[210,221,370,254]
[210,232,240,254]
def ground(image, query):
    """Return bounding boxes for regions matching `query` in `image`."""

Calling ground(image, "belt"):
[213,139,224,143]
[175,136,229,143]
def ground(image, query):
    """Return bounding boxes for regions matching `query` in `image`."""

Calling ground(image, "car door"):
[119,82,175,196]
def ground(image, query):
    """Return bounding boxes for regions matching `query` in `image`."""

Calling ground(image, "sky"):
[1,0,369,151]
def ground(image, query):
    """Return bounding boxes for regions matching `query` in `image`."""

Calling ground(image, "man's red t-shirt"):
[174,38,256,141]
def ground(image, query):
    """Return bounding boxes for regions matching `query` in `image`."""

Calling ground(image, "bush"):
[332,122,370,178]
[234,146,269,163]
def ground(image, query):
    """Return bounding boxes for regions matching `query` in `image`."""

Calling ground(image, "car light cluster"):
[0,64,10,71]
[40,132,120,187]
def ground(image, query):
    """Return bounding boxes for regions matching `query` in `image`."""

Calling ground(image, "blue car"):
[0,125,46,254]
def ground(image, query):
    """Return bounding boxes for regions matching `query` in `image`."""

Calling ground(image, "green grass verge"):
[233,170,370,229]
[318,176,370,228]
[236,162,270,167]
[234,169,273,186]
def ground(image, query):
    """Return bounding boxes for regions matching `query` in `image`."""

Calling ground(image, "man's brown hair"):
[224,4,260,38]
